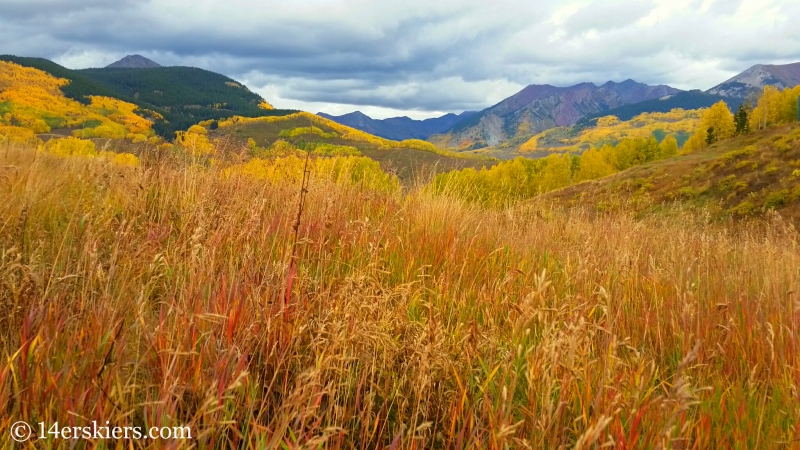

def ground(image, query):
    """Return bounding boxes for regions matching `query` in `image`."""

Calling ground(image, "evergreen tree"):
[734,104,750,135]
[706,127,716,145]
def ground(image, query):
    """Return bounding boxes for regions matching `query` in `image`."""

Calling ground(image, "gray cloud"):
[1,0,800,117]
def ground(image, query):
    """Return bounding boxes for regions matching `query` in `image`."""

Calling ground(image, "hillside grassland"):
[546,122,800,222]
[1,140,800,448]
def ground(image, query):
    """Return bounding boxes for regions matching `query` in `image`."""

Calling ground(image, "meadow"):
[1,140,799,449]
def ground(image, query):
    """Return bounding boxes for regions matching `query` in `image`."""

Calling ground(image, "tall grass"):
[1,143,799,448]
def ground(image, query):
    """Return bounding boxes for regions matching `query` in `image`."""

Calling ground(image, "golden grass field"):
[2,141,800,449]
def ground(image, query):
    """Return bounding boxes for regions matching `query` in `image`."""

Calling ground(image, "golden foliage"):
[87,96,153,135]
[258,100,275,110]
[279,126,338,139]
[219,111,466,158]
[575,147,613,182]
[100,151,139,166]
[0,61,154,141]
[440,132,682,207]
[226,155,399,192]
[682,129,707,153]
[0,61,68,95]
[750,85,800,130]
[519,135,539,152]
[0,125,41,145]
[176,125,215,156]
[37,135,139,165]
[701,101,735,141]
[43,136,98,157]
[596,115,621,127]
[682,101,736,152]
[520,109,701,154]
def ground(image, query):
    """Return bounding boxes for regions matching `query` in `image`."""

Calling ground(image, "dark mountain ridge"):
[317,110,476,140]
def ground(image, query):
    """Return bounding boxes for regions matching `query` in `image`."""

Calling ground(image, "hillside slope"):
[432,80,680,149]
[0,60,157,144]
[543,123,800,221]
[317,110,475,140]
[210,112,494,179]
[78,66,293,136]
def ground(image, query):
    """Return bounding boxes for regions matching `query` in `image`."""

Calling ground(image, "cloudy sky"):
[1,0,798,119]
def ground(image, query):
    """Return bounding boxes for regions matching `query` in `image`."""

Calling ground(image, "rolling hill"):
[208,112,494,180]
[317,110,476,141]
[430,79,680,150]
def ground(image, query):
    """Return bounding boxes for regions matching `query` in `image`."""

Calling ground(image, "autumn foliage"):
[0,60,155,144]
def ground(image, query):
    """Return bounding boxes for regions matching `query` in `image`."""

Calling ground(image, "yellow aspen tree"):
[576,148,614,181]
[657,135,679,159]
[682,131,707,153]
[700,101,735,142]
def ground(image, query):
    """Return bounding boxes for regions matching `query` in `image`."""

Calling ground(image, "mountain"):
[707,62,800,99]
[77,66,287,135]
[106,55,161,69]
[0,55,295,137]
[432,79,680,149]
[317,111,476,141]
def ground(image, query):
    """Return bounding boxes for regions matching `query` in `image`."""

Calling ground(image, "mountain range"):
[320,62,800,150]
[317,111,476,141]
[4,52,800,149]
[430,80,680,149]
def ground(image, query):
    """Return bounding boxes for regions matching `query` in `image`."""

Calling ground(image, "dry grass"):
[547,123,800,223]
[1,143,800,448]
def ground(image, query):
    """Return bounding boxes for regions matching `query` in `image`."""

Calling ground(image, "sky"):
[1,0,799,119]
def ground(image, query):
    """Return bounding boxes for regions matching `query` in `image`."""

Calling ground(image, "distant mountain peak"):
[707,62,800,98]
[106,55,161,69]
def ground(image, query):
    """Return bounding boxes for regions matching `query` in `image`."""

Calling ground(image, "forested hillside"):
[0,60,157,145]
[78,66,293,135]
[0,55,296,137]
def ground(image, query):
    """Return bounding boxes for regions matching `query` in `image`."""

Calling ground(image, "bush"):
[43,136,97,157]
